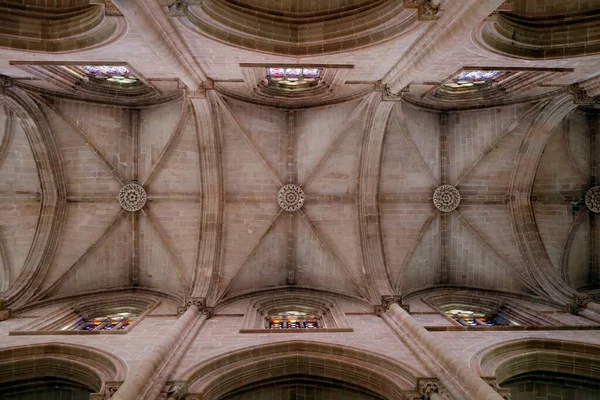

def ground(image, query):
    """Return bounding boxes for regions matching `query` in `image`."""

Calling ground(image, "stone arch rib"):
[508,94,578,306]
[0,87,67,308]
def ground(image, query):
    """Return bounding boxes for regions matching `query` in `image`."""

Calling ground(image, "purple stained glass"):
[268,67,285,77]
[285,68,303,77]
[302,68,320,77]
[456,70,500,81]
[83,65,133,77]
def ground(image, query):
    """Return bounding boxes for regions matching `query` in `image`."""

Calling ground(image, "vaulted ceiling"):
[0,0,599,311]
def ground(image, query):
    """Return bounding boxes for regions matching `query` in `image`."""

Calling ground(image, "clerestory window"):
[266,67,322,91]
[445,309,513,327]
[267,310,322,329]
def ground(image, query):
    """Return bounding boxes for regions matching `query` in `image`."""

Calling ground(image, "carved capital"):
[159,381,187,400]
[95,381,121,399]
[375,295,405,316]
[167,0,188,17]
[0,75,13,87]
[483,377,511,399]
[185,88,206,99]
[104,0,123,16]
[569,294,592,315]
[0,299,11,321]
[178,297,213,318]
[375,80,408,101]
[404,0,440,21]
[417,378,445,399]
[568,83,595,105]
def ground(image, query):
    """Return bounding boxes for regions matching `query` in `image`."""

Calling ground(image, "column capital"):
[569,294,593,315]
[375,295,409,316]
[158,381,187,400]
[177,297,213,318]
[0,298,11,321]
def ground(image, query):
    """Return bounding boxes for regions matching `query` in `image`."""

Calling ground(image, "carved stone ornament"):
[403,0,440,20]
[433,185,461,212]
[375,295,407,316]
[0,75,13,87]
[569,294,592,315]
[104,0,123,16]
[159,381,187,400]
[417,378,445,399]
[118,183,147,212]
[585,186,600,213]
[277,184,305,212]
[568,83,595,105]
[0,298,11,321]
[167,0,188,17]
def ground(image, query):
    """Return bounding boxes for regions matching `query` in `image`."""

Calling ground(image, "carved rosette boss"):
[118,183,147,212]
[585,186,600,213]
[277,184,305,212]
[433,185,460,212]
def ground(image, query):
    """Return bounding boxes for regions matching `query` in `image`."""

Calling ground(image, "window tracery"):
[443,70,501,89]
[267,310,322,329]
[266,67,322,91]
[445,309,514,327]
[62,309,138,332]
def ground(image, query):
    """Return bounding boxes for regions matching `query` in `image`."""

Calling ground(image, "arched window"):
[10,295,160,335]
[445,308,514,327]
[60,307,139,332]
[267,310,322,329]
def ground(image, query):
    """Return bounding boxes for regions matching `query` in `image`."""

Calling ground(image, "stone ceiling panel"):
[380,110,436,195]
[40,202,122,292]
[302,111,363,196]
[45,213,131,299]
[46,102,123,197]
[533,204,580,273]
[138,101,187,184]
[217,201,281,297]
[139,211,185,295]
[296,100,364,184]
[397,213,440,293]
[566,218,592,290]
[381,203,436,289]
[301,202,365,293]
[533,124,587,198]
[144,111,201,195]
[448,212,531,294]
[458,204,533,285]
[295,214,363,297]
[222,99,288,183]
[224,213,288,297]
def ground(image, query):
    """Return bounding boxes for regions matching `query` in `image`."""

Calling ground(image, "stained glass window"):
[78,65,139,85]
[444,70,501,89]
[445,309,512,327]
[62,310,138,332]
[266,67,322,90]
[267,310,322,329]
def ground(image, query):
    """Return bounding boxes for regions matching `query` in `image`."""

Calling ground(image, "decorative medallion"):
[585,186,600,213]
[277,184,305,212]
[118,183,147,212]
[433,185,461,212]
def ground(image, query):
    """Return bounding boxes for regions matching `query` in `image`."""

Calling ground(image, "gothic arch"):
[472,338,600,384]
[181,341,421,400]
[0,342,127,393]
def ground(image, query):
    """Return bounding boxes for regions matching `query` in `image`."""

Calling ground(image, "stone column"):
[382,302,503,400]
[111,305,200,400]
